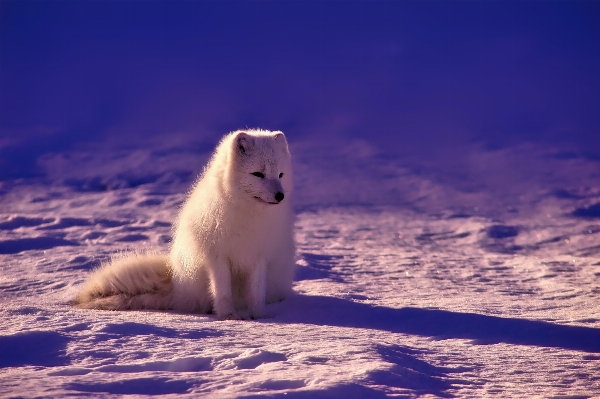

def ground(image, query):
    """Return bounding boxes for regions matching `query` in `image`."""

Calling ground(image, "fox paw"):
[249,312,265,320]
[218,311,242,321]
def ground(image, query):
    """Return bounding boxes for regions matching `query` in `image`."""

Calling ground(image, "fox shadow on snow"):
[274,294,600,354]
[291,250,600,354]
[265,294,600,397]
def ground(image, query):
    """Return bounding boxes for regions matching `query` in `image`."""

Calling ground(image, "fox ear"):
[236,132,254,155]
[273,132,289,152]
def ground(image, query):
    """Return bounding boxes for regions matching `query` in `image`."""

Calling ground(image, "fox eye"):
[251,172,265,178]
[279,173,284,178]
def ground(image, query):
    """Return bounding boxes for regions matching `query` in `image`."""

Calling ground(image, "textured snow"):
[1,137,600,398]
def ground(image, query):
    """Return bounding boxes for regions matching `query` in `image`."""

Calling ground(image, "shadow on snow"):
[275,294,600,354]
[240,384,390,399]
[65,378,198,396]
[0,331,71,368]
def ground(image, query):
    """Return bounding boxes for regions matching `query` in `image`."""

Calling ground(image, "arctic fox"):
[74,129,296,320]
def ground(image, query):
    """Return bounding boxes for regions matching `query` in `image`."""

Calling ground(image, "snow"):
[1,136,600,398]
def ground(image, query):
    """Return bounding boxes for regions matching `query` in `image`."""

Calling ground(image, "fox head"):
[227,130,293,206]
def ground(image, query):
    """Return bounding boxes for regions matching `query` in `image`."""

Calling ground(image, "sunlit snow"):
[1,138,599,397]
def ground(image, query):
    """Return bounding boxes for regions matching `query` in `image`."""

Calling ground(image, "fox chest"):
[219,214,287,269]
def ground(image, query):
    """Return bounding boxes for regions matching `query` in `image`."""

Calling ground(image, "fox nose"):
[275,192,284,202]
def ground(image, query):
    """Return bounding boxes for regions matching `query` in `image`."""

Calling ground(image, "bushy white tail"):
[73,253,173,311]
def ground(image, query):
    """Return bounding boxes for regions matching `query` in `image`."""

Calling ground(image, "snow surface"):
[1,136,600,398]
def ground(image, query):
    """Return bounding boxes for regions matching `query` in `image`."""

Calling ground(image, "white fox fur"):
[74,129,296,320]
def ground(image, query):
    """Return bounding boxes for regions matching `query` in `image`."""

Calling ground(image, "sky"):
[1,0,599,178]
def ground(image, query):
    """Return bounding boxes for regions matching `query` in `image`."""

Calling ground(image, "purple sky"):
[1,1,599,178]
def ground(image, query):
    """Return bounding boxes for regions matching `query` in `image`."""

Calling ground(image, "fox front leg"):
[208,259,241,320]
[246,260,267,319]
